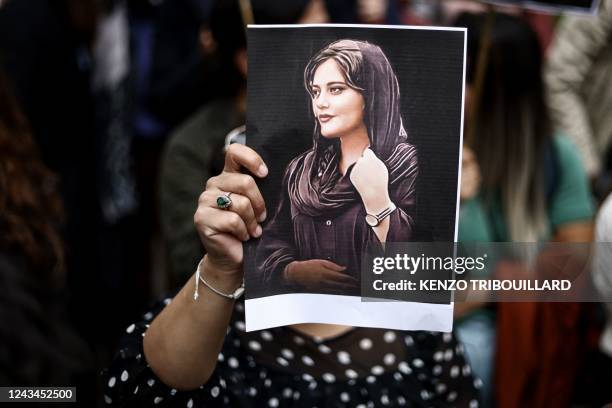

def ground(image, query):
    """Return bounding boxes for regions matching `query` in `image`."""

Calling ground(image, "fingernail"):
[253,224,262,238]
[243,234,250,241]
[258,163,268,177]
[259,210,267,223]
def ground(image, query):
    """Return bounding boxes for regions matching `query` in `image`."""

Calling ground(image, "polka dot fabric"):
[102,298,481,407]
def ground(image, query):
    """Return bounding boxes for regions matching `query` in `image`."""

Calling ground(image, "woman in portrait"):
[256,39,418,294]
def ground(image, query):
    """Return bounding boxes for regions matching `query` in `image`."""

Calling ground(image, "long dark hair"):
[0,68,65,280]
[457,12,551,241]
[303,39,408,176]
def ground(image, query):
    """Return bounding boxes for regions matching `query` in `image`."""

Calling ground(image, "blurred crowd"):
[1,0,611,406]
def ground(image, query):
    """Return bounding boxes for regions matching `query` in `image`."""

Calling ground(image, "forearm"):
[143,256,241,390]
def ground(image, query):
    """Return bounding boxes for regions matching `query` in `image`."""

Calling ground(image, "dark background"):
[245,26,466,297]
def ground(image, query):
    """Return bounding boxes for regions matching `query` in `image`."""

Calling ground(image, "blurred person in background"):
[0,0,152,381]
[454,12,594,408]
[159,0,329,286]
[0,67,95,399]
[545,0,612,200]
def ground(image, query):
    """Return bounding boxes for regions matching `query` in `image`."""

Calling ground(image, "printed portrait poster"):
[243,25,466,332]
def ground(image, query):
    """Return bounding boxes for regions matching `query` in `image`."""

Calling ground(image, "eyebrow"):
[310,81,347,88]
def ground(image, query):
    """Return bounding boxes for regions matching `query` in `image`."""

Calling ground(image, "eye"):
[329,87,344,95]
[310,88,320,98]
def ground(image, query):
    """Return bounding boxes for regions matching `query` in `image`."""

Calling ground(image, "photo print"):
[244,24,466,331]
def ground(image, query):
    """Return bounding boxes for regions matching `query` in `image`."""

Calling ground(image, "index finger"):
[224,143,268,177]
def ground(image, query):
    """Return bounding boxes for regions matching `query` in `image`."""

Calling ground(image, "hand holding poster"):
[244,25,466,332]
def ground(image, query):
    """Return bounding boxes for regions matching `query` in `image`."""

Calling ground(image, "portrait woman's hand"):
[349,148,391,213]
[194,144,268,279]
[284,260,358,292]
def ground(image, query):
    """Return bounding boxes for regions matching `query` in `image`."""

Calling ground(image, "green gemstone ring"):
[216,192,233,210]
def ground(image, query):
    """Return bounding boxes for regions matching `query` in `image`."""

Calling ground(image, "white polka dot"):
[404,335,414,346]
[120,370,129,382]
[261,331,273,341]
[282,388,292,398]
[398,361,412,374]
[318,344,331,354]
[235,321,246,331]
[281,348,294,359]
[228,357,239,368]
[381,394,390,405]
[397,396,406,405]
[322,373,336,383]
[108,377,116,388]
[170,388,177,395]
[308,381,317,390]
[211,386,220,397]
[412,358,424,368]
[293,336,305,345]
[444,349,454,361]
[126,324,135,334]
[433,351,444,361]
[293,391,300,400]
[235,302,244,312]
[393,372,403,381]
[433,365,443,375]
[420,390,430,400]
[359,338,373,350]
[219,378,226,388]
[383,353,396,365]
[248,340,261,351]
[417,373,427,381]
[470,400,479,408]
[450,365,460,378]
[147,379,155,387]
[447,391,458,402]
[154,396,163,404]
[104,395,112,404]
[474,378,483,389]
[248,387,257,396]
[463,364,472,376]
[302,355,314,366]
[356,404,366,408]
[163,297,172,305]
[187,399,193,408]
[276,356,289,366]
[133,386,139,394]
[337,351,351,365]
[345,369,358,379]
[217,353,224,362]
[340,392,350,402]
[383,331,396,343]
[268,397,279,407]
[302,373,314,382]
[366,375,376,383]
[371,365,384,375]
[436,383,447,394]
[144,312,153,321]
[443,333,452,343]
[264,379,272,387]
[456,343,465,354]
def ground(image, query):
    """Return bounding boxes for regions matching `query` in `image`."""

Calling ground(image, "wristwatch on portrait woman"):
[365,202,397,227]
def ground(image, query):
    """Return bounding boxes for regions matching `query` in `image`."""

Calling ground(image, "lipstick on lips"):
[318,114,333,123]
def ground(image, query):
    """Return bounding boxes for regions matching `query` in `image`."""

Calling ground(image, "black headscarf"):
[287,39,413,217]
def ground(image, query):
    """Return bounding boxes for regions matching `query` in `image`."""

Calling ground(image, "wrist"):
[363,194,392,215]
[201,256,243,292]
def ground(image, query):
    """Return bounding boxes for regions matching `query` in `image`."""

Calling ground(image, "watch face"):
[365,214,379,227]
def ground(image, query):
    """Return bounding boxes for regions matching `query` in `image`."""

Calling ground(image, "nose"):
[315,91,329,109]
